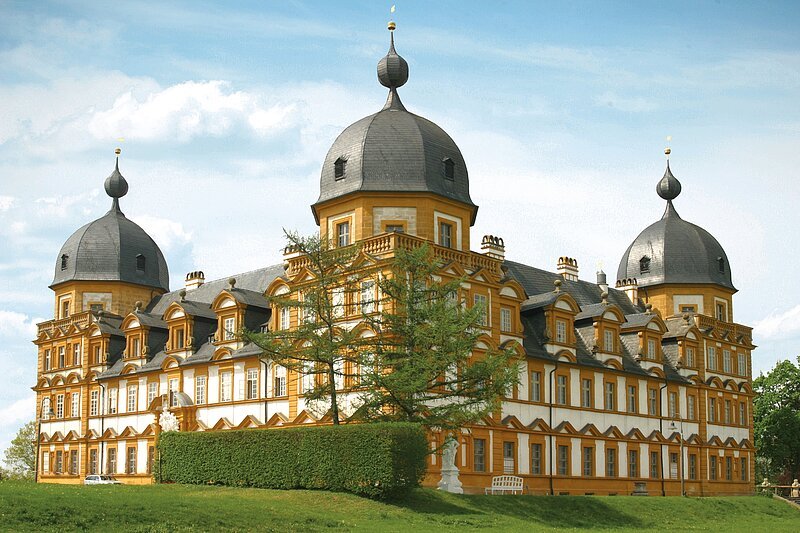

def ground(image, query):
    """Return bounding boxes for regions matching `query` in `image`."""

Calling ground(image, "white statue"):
[159,410,179,432]
[437,436,463,494]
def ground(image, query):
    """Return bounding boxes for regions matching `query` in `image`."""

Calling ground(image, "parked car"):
[84,475,122,485]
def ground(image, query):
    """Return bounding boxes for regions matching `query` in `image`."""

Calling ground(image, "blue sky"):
[1,0,799,455]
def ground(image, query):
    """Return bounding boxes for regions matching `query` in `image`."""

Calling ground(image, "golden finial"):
[665,135,672,160]
[388,4,396,31]
[115,147,121,156]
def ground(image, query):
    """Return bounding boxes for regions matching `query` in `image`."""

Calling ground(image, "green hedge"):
[156,422,427,499]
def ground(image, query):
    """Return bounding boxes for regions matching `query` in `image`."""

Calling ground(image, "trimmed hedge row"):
[156,422,427,499]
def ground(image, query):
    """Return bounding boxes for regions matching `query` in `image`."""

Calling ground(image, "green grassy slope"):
[0,481,797,532]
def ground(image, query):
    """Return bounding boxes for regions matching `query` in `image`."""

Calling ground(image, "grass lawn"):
[0,481,797,532]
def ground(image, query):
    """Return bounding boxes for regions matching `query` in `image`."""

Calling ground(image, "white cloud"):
[754,305,800,340]
[0,310,42,339]
[595,91,658,112]
[0,396,34,427]
[34,189,100,218]
[0,196,16,211]
[133,215,193,251]
[88,81,298,142]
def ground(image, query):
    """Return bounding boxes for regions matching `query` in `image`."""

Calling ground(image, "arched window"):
[136,254,146,272]
[717,257,725,273]
[334,157,346,180]
[443,157,455,180]
[639,256,651,274]
[60,254,69,271]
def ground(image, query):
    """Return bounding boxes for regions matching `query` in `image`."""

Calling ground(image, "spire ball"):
[104,149,129,200]
[377,24,409,89]
[656,155,681,201]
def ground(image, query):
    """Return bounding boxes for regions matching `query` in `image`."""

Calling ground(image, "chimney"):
[557,256,579,281]
[615,277,638,305]
[481,235,505,260]
[597,269,608,294]
[185,270,205,291]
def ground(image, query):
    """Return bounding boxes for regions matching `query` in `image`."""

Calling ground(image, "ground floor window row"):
[468,439,750,482]
[40,445,156,476]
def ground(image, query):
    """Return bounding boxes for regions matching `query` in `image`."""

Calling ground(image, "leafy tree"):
[2,421,36,481]
[358,243,519,430]
[753,357,800,483]
[244,231,372,425]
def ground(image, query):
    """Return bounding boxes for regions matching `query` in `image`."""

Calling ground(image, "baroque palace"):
[33,25,754,496]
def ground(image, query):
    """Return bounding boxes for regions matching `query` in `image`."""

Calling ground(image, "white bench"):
[484,475,525,495]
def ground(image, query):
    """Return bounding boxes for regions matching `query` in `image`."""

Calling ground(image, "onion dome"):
[313,23,476,221]
[617,155,734,290]
[51,151,169,291]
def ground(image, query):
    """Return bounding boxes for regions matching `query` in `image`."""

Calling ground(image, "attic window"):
[639,256,650,274]
[334,157,346,180]
[443,158,455,181]
[60,254,69,271]
[717,257,725,273]
[136,254,146,272]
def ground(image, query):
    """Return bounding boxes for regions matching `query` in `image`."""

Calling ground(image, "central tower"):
[312,23,477,251]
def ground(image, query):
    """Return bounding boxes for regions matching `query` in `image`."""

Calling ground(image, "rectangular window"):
[530,371,541,402]
[687,347,695,367]
[220,372,232,402]
[581,378,592,408]
[740,457,747,481]
[44,349,51,371]
[558,445,569,476]
[710,456,717,480]
[725,456,732,480]
[73,344,80,366]
[94,346,101,364]
[90,390,98,416]
[274,365,287,397]
[723,350,732,373]
[473,294,488,326]
[246,368,258,400]
[604,329,614,352]
[336,221,350,247]
[688,395,696,420]
[668,391,677,418]
[127,447,136,474]
[439,221,453,248]
[360,280,376,314]
[628,385,637,413]
[332,287,345,318]
[148,447,155,474]
[648,388,657,416]
[89,449,98,475]
[503,442,515,474]
[738,353,747,376]
[71,392,79,418]
[500,307,512,332]
[127,386,137,413]
[107,448,117,475]
[689,454,697,480]
[650,451,659,479]
[670,452,678,479]
[739,402,746,426]
[280,306,290,330]
[473,439,486,472]
[42,451,50,474]
[56,394,64,418]
[195,376,206,405]
[724,400,732,424]
[59,346,65,368]
[168,378,179,406]
[707,346,717,370]
[606,448,617,477]
[55,451,63,474]
[147,382,158,407]
[176,328,185,349]
[61,299,70,318]
[224,317,236,340]
[583,447,593,476]
[605,382,615,410]
[531,443,542,475]
[628,450,638,478]
[555,319,567,343]
[130,337,140,358]
[557,375,567,405]
[647,339,656,359]
[709,398,716,423]
[716,303,726,321]
[70,450,78,475]
[385,224,404,233]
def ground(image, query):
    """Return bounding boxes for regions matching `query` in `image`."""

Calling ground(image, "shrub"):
[157,422,427,499]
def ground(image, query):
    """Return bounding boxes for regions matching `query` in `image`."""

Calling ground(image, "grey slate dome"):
[314,28,476,220]
[617,162,735,291]
[52,156,169,291]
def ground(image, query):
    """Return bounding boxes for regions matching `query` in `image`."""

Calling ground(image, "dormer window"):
[136,254,146,272]
[334,157,346,180]
[61,254,69,271]
[717,257,725,273]
[443,157,455,181]
[639,256,650,274]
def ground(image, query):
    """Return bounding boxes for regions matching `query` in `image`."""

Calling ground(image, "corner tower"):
[312,22,478,250]
[50,150,169,319]
[617,150,736,322]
